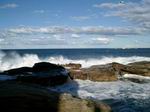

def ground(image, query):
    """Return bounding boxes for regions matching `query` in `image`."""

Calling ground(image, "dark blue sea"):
[0,48,150,112]
[1,48,150,59]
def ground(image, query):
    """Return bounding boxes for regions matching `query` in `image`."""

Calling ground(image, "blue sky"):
[0,0,150,49]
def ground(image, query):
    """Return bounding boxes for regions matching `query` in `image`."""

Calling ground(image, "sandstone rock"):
[63,63,82,70]
[82,64,118,81]
[69,63,118,81]
[69,69,88,80]
[113,61,150,77]
[0,82,112,112]
[68,61,150,82]
[128,61,150,69]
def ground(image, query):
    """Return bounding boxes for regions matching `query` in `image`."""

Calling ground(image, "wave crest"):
[0,51,150,71]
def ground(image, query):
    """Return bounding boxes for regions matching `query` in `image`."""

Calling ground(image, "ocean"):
[0,48,150,71]
[0,48,150,112]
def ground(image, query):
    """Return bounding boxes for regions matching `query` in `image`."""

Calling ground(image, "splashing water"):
[0,51,150,71]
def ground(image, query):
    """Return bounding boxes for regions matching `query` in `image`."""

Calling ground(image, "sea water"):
[0,48,150,112]
[0,48,150,71]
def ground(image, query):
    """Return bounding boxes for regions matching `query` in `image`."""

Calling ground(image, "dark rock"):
[1,62,71,86]
[0,82,112,112]
[29,62,70,86]
[32,62,64,72]
[4,67,32,75]
[16,75,69,86]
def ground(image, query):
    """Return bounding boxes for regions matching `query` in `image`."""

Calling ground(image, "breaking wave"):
[0,51,150,71]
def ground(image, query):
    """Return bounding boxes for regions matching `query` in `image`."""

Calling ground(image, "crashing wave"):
[0,51,150,71]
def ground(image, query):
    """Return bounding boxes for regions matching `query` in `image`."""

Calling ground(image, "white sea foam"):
[0,51,150,71]
[123,74,150,80]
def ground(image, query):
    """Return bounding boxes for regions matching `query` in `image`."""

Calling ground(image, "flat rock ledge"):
[64,61,150,83]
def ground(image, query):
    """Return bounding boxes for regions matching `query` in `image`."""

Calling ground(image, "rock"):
[0,82,112,112]
[69,70,88,80]
[63,63,82,70]
[82,64,118,81]
[4,67,32,75]
[113,61,150,77]
[17,62,70,86]
[128,61,150,69]
[69,61,150,82]
[16,75,69,86]
[1,62,71,86]
[69,63,118,81]
[32,62,65,72]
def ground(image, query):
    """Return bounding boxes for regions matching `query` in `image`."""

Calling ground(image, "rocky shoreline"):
[66,61,150,83]
[0,61,150,112]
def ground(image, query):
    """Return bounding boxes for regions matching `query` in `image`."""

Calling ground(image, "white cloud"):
[0,38,4,42]
[34,10,45,13]
[7,26,143,35]
[93,2,125,9]
[0,3,18,9]
[53,34,65,41]
[71,34,80,38]
[91,37,111,44]
[94,0,150,30]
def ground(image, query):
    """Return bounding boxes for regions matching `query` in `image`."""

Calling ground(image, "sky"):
[0,0,150,49]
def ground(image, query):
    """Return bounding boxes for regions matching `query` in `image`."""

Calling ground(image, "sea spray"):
[0,51,150,71]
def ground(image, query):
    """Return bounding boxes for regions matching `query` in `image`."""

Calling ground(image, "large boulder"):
[0,82,112,112]
[82,63,118,81]
[63,63,82,70]
[4,67,32,75]
[32,62,65,72]
[69,63,118,81]
[112,61,150,77]
[128,61,150,69]
[68,61,150,82]
[28,62,70,86]
[1,62,71,86]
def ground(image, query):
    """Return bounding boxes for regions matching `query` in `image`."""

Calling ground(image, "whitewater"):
[0,51,150,71]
